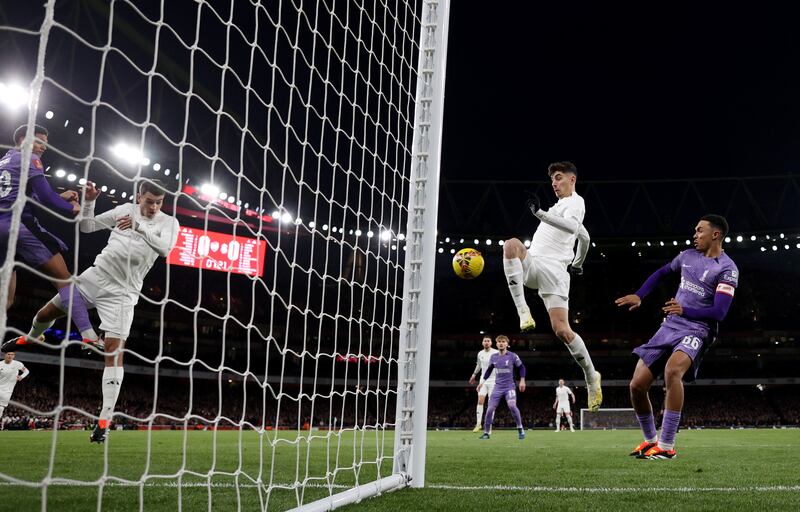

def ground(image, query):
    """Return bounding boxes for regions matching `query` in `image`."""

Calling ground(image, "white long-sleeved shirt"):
[530,192,590,267]
[555,385,574,405]
[80,201,180,293]
[473,348,499,384]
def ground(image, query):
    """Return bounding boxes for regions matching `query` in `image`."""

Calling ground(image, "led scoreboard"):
[168,227,265,277]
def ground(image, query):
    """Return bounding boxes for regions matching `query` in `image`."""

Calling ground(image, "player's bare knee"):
[503,239,524,259]
[629,379,648,396]
[663,366,684,386]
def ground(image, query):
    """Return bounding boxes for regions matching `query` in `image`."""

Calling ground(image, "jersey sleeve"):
[513,354,522,367]
[562,195,586,224]
[28,154,45,179]
[716,262,739,296]
[668,250,686,272]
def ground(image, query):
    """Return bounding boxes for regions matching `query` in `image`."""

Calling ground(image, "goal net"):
[580,408,639,430]
[0,0,449,510]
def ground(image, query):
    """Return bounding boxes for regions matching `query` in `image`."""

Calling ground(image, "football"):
[452,248,484,279]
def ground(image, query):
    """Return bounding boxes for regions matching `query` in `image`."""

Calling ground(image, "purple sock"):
[58,285,93,334]
[508,402,523,429]
[483,406,496,433]
[636,412,658,443]
[658,409,682,450]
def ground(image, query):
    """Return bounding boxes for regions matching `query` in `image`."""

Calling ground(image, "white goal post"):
[580,408,638,430]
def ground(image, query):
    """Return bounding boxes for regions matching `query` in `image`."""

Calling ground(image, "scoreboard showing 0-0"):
[167,227,265,277]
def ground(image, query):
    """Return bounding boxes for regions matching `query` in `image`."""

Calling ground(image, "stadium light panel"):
[381,230,391,241]
[322,224,329,231]
[219,192,227,200]
[280,212,292,223]
[163,169,170,176]
[499,240,505,246]
[724,237,731,243]
[55,169,66,178]
[473,239,480,245]
[485,239,492,245]
[78,178,87,185]
[437,247,443,253]
[111,142,149,166]
[309,221,316,229]
[200,183,220,198]
[355,229,362,236]
[367,230,374,237]
[750,235,757,241]
[77,127,84,135]
[0,81,29,110]
[445,237,450,242]
[524,240,531,247]
[109,189,116,195]
[100,185,108,192]
[736,235,743,242]
[121,191,127,198]
[66,173,76,182]
[45,110,54,119]
[152,163,161,171]
[398,233,406,241]
[450,248,455,254]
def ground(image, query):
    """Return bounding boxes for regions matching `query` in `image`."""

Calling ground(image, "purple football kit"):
[633,249,739,380]
[482,350,526,433]
[0,148,74,267]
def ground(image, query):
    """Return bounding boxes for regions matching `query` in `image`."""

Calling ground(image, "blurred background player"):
[502,161,602,411]
[0,351,29,426]
[468,335,498,432]
[0,124,99,346]
[616,214,738,460]
[553,378,576,432]
[21,180,179,443]
[479,335,526,440]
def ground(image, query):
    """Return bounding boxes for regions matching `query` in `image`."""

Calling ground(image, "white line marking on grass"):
[428,484,800,493]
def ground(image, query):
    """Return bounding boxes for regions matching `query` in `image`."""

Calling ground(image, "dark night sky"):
[440,3,800,181]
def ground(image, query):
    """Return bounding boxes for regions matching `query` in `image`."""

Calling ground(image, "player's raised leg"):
[629,358,658,456]
[502,239,535,332]
[548,306,602,411]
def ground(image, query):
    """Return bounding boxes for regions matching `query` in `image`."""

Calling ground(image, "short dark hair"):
[13,124,48,145]
[547,161,577,177]
[139,178,167,197]
[700,214,729,238]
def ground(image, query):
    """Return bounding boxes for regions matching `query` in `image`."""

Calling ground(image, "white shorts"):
[522,254,570,310]
[68,267,139,340]
[556,403,571,414]
[0,391,12,407]
[478,380,495,398]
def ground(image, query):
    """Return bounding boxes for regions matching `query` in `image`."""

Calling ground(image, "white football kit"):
[555,385,574,414]
[68,201,180,339]
[474,348,499,397]
[523,192,590,310]
[0,360,25,406]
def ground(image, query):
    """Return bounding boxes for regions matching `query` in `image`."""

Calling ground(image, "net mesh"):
[0,0,430,509]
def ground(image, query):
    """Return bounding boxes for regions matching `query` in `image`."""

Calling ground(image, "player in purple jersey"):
[1,124,100,348]
[479,335,527,440]
[615,215,738,460]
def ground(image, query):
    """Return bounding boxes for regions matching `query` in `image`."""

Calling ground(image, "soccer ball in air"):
[452,248,484,279]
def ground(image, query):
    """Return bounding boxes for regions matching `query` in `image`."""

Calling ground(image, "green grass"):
[0,429,798,511]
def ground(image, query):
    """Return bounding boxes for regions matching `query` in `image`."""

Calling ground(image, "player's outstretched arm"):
[135,218,180,257]
[29,175,77,216]
[615,262,674,310]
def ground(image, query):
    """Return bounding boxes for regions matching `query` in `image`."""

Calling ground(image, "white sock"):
[566,332,597,380]
[476,404,484,424]
[100,366,124,425]
[27,317,55,339]
[567,415,574,428]
[554,414,560,429]
[503,258,528,313]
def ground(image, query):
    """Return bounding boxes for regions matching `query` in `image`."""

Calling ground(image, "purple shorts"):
[489,387,517,404]
[632,323,711,382]
[0,217,68,268]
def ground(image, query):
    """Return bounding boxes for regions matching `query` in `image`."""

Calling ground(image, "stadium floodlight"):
[355,229,362,236]
[100,185,108,192]
[367,230,374,237]
[45,110,54,119]
[218,192,227,200]
[392,244,397,250]
[398,233,406,241]
[308,221,316,229]
[322,224,329,231]
[485,239,492,245]
[331,226,338,233]
[152,163,161,171]
[111,142,150,166]
[499,240,505,246]
[631,241,636,247]
[736,235,743,242]
[236,200,242,206]
[226,196,234,203]
[750,235,757,241]
[0,81,29,110]
[280,212,292,223]
[524,240,531,247]
[77,127,84,134]
[381,230,392,241]
[294,218,302,225]
[243,202,249,209]
[780,233,785,239]
[271,210,279,217]
[109,189,116,195]
[796,243,800,249]
[685,240,691,245]
[199,183,220,198]
[66,173,76,182]
[55,169,66,178]
[437,247,443,253]
[473,239,479,245]
[78,178,87,185]
[772,245,778,251]
[724,237,731,243]
[673,241,678,246]
[121,191,127,198]
[450,248,455,253]
[163,168,170,176]
[785,244,790,250]
[444,237,450,242]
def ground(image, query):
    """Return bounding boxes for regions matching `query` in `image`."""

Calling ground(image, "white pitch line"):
[428,484,800,493]
[0,481,798,493]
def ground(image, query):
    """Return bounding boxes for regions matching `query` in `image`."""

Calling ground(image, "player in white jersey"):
[468,335,499,432]
[20,179,179,443]
[553,379,576,431]
[502,162,602,411]
[0,351,29,425]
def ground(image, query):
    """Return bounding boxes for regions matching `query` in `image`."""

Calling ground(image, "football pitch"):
[0,429,798,511]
